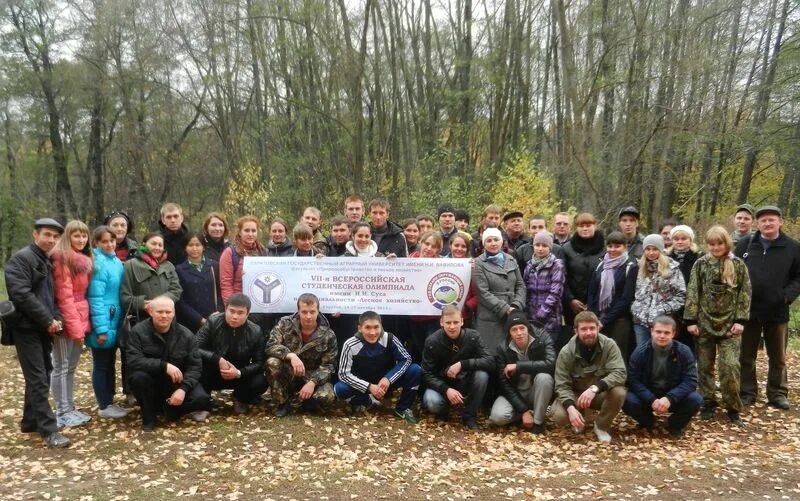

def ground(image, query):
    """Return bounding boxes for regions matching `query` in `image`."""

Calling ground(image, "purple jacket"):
[523,254,565,334]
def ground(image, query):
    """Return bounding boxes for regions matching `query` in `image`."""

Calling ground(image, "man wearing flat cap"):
[503,211,530,250]
[4,218,71,447]
[437,203,458,256]
[734,206,800,410]
[731,204,755,245]
[618,206,644,259]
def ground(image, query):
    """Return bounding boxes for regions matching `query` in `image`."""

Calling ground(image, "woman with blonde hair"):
[50,220,94,427]
[630,234,686,349]
[684,225,751,426]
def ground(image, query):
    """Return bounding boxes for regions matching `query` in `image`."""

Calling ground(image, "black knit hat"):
[437,203,456,218]
[455,209,470,222]
[505,310,529,334]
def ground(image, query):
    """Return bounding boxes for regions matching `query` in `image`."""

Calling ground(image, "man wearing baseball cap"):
[734,205,800,409]
[618,206,644,259]
[4,218,71,447]
[731,204,755,245]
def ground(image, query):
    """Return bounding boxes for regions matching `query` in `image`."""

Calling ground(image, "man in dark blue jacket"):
[623,316,702,438]
[4,218,71,447]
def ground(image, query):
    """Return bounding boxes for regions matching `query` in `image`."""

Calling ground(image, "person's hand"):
[200,318,207,326]
[166,388,186,406]
[445,388,464,405]
[567,406,585,428]
[503,363,517,379]
[446,361,462,379]
[143,300,151,310]
[165,363,183,384]
[577,387,596,409]
[298,380,316,400]
[386,253,397,260]
[521,410,535,429]
[377,377,391,392]
[570,299,587,314]
[652,397,671,414]
[687,325,700,337]
[368,383,386,400]
[730,323,744,337]
[332,312,342,318]
[47,319,62,334]
[218,357,231,371]
[315,253,325,260]
[288,354,305,377]
[220,364,239,381]
[97,333,108,346]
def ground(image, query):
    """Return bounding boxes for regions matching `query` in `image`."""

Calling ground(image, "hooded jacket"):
[51,250,93,342]
[371,220,408,257]
[87,247,124,349]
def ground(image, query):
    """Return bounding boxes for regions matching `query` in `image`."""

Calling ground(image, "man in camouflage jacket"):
[266,294,338,416]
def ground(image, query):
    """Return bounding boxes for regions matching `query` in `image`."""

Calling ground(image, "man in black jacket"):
[488,312,555,434]
[422,305,494,429]
[368,198,408,257]
[735,206,800,409]
[158,202,189,266]
[126,296,211,431]
[196,294,267,414]
[4,218,71,448]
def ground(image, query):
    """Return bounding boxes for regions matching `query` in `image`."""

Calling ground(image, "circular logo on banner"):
[249,271,286,307]
[426,272,465,310]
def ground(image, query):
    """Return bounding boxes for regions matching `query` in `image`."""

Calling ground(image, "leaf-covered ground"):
[1,347,799,500]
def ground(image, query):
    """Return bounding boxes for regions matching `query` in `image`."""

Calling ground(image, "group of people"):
[3,196,798,448]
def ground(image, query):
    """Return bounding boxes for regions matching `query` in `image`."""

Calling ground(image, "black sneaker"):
[768,398,791,410]
[700,405,716,420]
[141,423,155,433]
[667,427,685,439]
[726,410,744,426]
[44,432,71,448]
[530,423,545,435]
[274,403,291,418]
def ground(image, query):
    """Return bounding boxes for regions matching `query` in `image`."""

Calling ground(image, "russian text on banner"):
[242,257,472,315]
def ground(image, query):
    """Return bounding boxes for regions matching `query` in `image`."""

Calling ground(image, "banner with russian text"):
[242,257,472,315]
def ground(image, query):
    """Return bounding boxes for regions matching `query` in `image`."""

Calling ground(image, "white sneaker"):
[593,423,611,443]
[98,404,128,419]
[191,410,210,422]
[572,425,584,434]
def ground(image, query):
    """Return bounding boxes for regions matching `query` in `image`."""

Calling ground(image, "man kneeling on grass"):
[266,293,338,417]
[335,310,421,424]
[126,296,211,432]
[623,316,702,438]
[551,311,627,443]
[196,294,268,414]
[421,305,494,430]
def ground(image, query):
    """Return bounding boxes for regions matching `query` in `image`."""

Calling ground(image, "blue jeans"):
[423,370,489,420]
[334,363,421,412]
[92,348,117,409]
[633,324,651,351]
[623,390,703,431]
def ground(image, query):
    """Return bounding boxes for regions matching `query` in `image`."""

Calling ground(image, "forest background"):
[0,0,798,260]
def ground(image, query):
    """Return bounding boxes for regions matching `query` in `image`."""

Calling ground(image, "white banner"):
[242,256,472,315]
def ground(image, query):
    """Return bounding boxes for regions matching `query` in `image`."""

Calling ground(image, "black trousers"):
[14,327,58,436]
[128,371,210,426]
[201,366,268,404]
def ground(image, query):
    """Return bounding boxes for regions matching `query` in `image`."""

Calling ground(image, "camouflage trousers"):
[265,357,335,409]
[696,334,742,412]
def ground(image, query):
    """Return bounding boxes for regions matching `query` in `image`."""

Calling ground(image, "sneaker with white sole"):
[57,412,87,428]
[72,410,92,424]
[190,410,210,422]
[593,423,612,443]
[98,404,128,419]
[572,425,584,434]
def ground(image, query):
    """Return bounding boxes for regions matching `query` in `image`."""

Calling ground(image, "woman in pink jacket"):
[50,220,94,428]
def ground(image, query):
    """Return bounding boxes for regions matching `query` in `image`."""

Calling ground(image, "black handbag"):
[118,303,137,349]
[0,300,18,346]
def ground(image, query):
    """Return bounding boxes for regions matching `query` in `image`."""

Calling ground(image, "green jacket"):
[554,333,627,409]
[684,254,751,337]
[266,313,338,386]
[121,257,183,318]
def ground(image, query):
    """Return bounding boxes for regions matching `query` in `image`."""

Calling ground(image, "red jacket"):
[52,251,92,342]
[219,246,243,306]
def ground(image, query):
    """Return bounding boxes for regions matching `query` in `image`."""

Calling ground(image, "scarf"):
[137,244,167,270]
[484,250,506,267]
[346,240,378,257]
[646,259,659,274]
[233,237,264,258]
[188,255,205,273]
[599,251,628,312]
[569,231,605,255]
